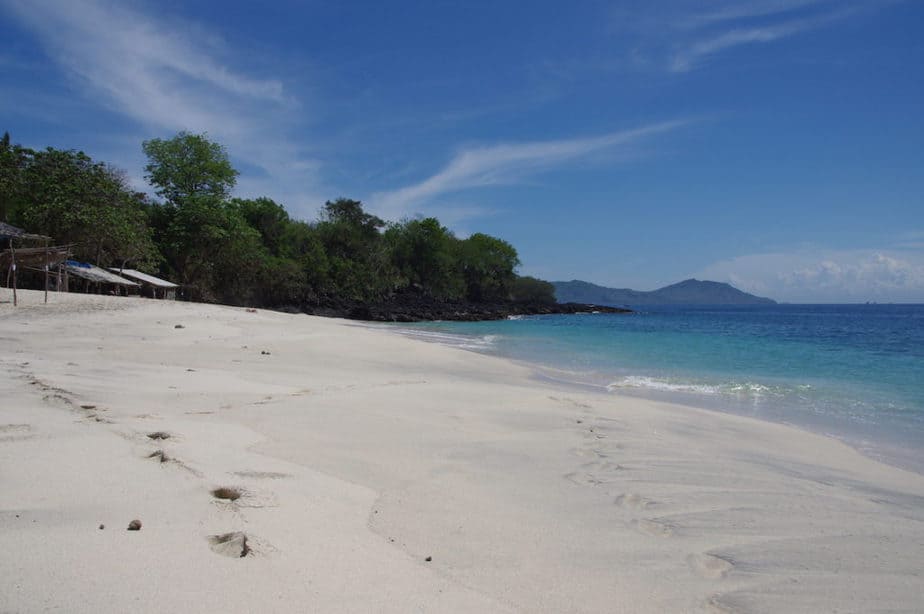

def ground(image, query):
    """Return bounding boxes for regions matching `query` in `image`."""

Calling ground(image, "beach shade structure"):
[0,221,46,241]
[1,222,65,306]
[64,260,139,296]
[108,268,179,299]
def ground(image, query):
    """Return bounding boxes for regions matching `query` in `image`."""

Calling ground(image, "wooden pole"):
[64,247,70,292]
[10,240,17,307]
[44,238,49,304]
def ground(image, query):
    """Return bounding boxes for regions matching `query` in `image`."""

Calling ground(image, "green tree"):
[318,198,385,258]
[16,147,157,268]
[0,132,32,223]
[458,233,520,301]
[316,198,395,300]
[385,217,462,298]
[142,131,238,206]
[153,195,254,298]
[232,197,291,257]
[509,276,556,304]
[280,220,330,302]
[208,207,266,305]
[142,132,252,299]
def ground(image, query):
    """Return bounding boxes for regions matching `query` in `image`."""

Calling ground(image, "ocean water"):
[381,305,924,472]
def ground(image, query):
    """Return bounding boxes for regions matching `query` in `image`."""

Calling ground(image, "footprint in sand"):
[0,423,35,443]
[212,487,243,502]
[211,486,278,509]
[571,447,610,460]
[147,449,172,463]
[42,392,75,409]
[633,518,673,538]
[614,493,653,510]
[0,424,31,433]
[564,471,609,487]
[207,532,276,558]
[233,470,291,480]
[208,532,252,558]
[688,553,734,579]
[581,426,609,440]
[581,460,624,473]
[549,396,593,409]
[144,449,200,475]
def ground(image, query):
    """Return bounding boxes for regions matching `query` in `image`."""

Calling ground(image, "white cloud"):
[698,248,924,303]
[369,120,688,221]
[677,0,834,29]
[671,17,822,72]
[0,0,326,216]
[610,0,896,73]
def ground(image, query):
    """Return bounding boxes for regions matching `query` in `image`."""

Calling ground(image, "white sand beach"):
[2,290,923,613]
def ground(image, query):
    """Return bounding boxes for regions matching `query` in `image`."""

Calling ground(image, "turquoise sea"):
[383,305,924,472]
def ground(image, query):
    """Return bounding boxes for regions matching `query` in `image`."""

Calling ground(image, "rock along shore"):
[297,295,631,322]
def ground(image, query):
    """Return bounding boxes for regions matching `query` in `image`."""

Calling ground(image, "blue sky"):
[2,0,922,302]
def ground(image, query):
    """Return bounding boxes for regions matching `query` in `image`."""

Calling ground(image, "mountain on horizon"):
[553,279,776,306]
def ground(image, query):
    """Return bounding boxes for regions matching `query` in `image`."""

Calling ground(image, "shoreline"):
[374,317,924,477]
[3,290,924,613]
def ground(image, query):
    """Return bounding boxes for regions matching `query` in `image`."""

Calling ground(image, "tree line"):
[1,131,555,307]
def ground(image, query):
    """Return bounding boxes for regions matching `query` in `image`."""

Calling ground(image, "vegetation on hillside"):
[1,130,556,308]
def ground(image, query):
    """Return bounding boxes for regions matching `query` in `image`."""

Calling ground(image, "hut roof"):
[65,261,139,286]
[0,221,50,240]
[0,245,70,268]
[108,268,178,288]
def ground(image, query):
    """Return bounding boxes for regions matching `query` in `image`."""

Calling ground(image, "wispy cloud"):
[677,0,835,29]
[608,0,896,73]
[0,0,325,214]
[370,120,688,221]
[670,2,864,72]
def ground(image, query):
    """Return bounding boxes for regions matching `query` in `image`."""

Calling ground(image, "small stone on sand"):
[127,519,142,531]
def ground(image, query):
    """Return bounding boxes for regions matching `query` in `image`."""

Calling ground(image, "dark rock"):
[297,291,631,323]
[127,519,142,531]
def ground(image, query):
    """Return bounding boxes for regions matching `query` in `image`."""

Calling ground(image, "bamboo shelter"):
[64,261,139,295]
[0,222,70,306]
[108,268,178,299]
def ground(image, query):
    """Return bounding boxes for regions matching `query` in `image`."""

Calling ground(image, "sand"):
[2,289,923,613]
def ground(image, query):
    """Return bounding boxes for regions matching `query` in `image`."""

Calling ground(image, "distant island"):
[553,278,776,306]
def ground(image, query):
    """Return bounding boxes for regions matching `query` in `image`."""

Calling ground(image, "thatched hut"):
[64,261,139,295]
[108,268,178,299]
[1,222,69,305]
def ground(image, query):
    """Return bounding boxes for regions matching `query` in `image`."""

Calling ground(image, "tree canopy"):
[3,130,557,309]
[4,140,157,268]
[142,132,238,206]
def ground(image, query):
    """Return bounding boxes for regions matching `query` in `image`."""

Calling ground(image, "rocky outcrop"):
[297,294,631,322]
